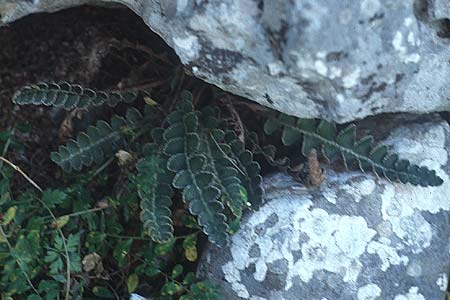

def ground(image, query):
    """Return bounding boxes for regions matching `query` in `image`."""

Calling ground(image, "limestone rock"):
[198,116,450,299]
[2,0,450,122]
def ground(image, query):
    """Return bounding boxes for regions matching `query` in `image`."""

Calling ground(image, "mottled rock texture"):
[2,0,450,122]
[198,116,450,300]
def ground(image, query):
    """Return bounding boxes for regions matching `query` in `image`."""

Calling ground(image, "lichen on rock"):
[198,116,450,300]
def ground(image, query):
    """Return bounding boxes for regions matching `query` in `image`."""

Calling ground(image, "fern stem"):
[185,139,216,225]
[105,233,152,241]
[208,132,246,177]
[42,207,106,222]
[90,157,115,179]
[0,156,43,192]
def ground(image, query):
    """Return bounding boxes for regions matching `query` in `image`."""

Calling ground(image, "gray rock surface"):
[198,116,450,300]
[2,0,450,123]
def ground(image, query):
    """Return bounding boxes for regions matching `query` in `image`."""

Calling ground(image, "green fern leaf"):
[162,94,228,246]
[13,82,138,109]
[265,113,443,187]
[136,146,174,243]
[198,108,252,217]
[204,130,247,218]
[51,108,143,172]
[224,131,263,207]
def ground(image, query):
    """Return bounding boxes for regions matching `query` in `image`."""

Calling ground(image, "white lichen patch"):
[329,66,342,79]
[342,67,361,88]
[404,17,414,27]
[173,35,200,63]
[367,237,408,271]
[222,262,250,298]
[394,287,426,300]
[392,31,420,63]
[341,178,376,203]
[374,124,450,255]
[314,60,328,76]
[321,186,337,204]
[223,197,378,293]
[357,283,382,300]
[436,273,448,291]
[381,185,433,254]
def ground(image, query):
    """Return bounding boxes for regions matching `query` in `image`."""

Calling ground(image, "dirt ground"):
[0,5,183,188]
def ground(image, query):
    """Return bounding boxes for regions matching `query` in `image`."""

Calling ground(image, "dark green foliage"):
[163,95,229,246]
[199,107,251,218]
[6,76,446,299]
[155,94,263,246]
[223,131,263,208]
[0,174,218,299]
[264,113,443,187]
[136,133,175,243]
[50,108,143,172]
[13,82,138,109]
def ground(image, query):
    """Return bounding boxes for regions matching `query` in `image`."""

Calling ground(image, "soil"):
[0,5,186,189]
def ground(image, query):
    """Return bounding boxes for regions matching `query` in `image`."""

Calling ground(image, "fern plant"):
[264,113,443,187]
[131,93,263,246]
[12,81,443,248]
[13,82,138,109]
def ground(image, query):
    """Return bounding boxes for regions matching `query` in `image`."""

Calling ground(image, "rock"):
[197,116,450,299]
[2,0,450,123]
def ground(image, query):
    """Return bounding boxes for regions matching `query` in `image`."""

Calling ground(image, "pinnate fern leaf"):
[163,94,229,246]
[264,113,443,187]
[223,130,263,208]
[198,109,250,218]
[13,82,138,109]
[137,137,174,242]
[51,108,143,172]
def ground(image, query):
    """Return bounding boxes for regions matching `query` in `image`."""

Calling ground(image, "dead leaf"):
[307,149,325,187]
[115,150,134,166]
[82,252,104,274]
[58,109,84,141]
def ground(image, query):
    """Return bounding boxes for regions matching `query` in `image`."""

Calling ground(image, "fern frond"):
[51,108,144,172]
[163,94,228,246]
[264,113,443,187]
[200,107,263,209]
[206,135,247,218]
[13,82,138,109]
[224,131,263,208]
[137,141,174,242]
[197,111,247,218]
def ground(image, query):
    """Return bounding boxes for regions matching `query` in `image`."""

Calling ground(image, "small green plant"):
[14,83,264,246]
[12,81,444,246]
[6,81,444,299]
